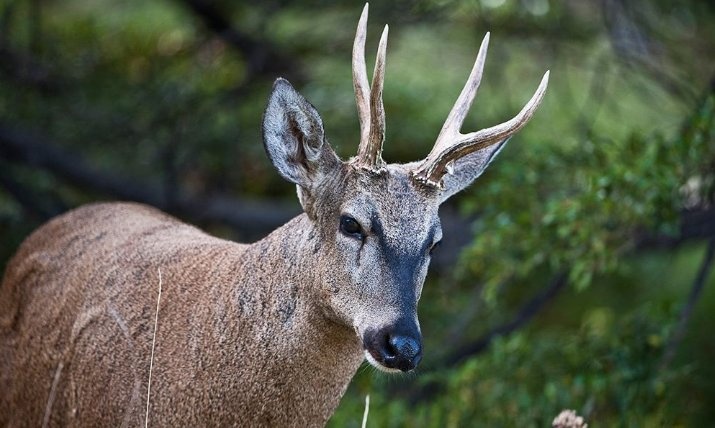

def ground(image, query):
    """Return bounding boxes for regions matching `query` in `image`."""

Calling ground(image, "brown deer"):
[0,4,548,426]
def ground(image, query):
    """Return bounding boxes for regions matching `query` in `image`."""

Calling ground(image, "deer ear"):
[439,138,508,203]
[262,78,339,187]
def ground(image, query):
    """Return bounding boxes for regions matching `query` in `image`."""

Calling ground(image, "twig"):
[145,268,163,428]
[602,0,695,102]
[660,237,715,370]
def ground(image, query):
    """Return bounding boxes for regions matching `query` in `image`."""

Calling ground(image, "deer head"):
[262,4,548,373]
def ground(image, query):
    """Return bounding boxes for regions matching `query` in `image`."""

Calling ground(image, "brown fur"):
[1,202,364,426]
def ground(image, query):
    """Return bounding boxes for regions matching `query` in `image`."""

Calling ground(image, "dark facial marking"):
[368,213,438,313]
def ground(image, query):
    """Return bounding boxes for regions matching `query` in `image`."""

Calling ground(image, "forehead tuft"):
[347,164,435,203]
[339,164,441,238]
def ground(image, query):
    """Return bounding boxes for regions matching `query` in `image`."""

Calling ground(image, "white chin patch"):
[364,350,401,373]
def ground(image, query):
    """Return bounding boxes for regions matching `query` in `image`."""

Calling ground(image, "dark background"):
[0,0,713,425]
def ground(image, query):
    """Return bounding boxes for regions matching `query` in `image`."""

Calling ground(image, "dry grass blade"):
[145,268,163,428]
[361,394,370,428]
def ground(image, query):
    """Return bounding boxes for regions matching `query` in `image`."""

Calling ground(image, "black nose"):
[387,333,422,371]
[364,324,423,372]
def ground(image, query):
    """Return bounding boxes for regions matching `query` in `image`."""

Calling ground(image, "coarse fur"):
[0,162,441,426]
[0,202,366,426]
[0,5,548,426]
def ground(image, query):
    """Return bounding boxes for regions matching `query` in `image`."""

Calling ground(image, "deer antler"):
[353,3,388,172]
[412,33,550,188]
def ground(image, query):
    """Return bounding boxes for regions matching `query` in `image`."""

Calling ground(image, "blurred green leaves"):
[331,303,687,427]
[460,93,714,297]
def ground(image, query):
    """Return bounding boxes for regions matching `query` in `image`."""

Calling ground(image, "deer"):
[0,4,548,427]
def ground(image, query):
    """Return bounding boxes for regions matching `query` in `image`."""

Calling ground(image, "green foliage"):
[461,95,715,297]
[331,303,689,427]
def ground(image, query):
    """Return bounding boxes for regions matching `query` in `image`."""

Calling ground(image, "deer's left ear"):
[262,78,340,188]
[438,138,508,203]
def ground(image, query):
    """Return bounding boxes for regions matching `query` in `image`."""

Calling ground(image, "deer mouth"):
[364,349,403,373]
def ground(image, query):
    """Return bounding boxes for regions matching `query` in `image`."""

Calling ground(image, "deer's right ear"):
[262,78,339,188]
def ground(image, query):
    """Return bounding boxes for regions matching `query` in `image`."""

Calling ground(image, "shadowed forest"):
[0,0,714,426]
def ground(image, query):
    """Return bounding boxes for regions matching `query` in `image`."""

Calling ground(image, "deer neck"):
[208,214,364,423]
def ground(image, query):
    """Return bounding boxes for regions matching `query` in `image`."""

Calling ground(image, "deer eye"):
[339,215,363,239]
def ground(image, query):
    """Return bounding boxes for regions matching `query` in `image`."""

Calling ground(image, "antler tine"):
[414,70,550,187]
[352,4,387,171]
[432,32,490,154]
[360,24,388,168]
[353,4,371,149]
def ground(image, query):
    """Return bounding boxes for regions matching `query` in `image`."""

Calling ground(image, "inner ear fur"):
[262,78,342,214]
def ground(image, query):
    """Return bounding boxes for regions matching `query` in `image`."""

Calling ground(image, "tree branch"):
[635,207,715,250]
[442,271,569,367]
[660,236,715,370]
[0,122,299,241]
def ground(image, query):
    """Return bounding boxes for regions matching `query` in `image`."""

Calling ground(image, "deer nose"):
[364,324,422,372]
[386,333,422,371]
